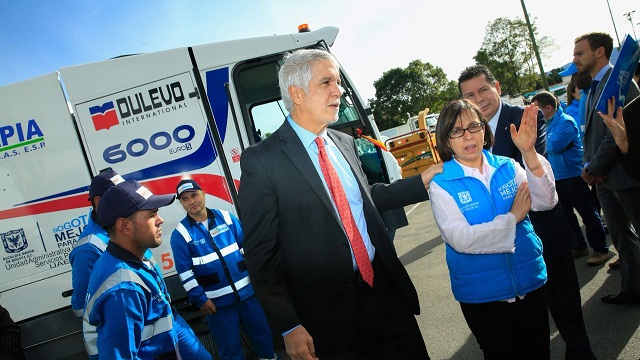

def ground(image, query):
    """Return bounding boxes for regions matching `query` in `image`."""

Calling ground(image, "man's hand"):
[199,299,216,315]
[581,168,606,186]
[284,326,318,360]
[421,163,444,190]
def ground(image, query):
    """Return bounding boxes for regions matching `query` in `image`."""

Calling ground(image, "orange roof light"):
[298,24,311,33]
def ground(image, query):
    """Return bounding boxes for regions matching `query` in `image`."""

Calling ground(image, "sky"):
[1,0,638,102]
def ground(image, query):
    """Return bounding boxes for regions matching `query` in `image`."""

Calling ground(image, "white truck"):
[0,26,399,359]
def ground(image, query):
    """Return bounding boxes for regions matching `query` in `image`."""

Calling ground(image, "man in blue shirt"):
[171,179,276,360]
[82,180,212,360]
[575,32,640,304]
[531,91,609,266]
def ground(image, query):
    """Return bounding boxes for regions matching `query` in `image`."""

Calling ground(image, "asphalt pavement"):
[396,201,640,360]
[270,201,639,360]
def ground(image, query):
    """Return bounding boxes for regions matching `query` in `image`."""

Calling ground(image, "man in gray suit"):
[238,49,442,359]
[575,32,640,304]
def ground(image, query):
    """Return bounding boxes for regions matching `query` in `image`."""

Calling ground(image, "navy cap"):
[176,179,202,197]
[97,180,175,228]
[559,63,578,77]
[89,168,125,200]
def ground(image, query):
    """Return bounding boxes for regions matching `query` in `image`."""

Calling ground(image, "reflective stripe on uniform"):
[176,223,193,243]
[179,270,195,281]
[73,234,108,252]
[83,269,154,356]
[204,275,251,299]
[221,210,233,225]
[182,279,199,292]
[140,315,173,342]
[191,242,239,266]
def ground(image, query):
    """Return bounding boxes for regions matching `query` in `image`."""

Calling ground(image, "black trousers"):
[318,257,430,360]
[0,305,25,360]
[545,252,596,360]
[460,285,550,360]
[556,176,608,253]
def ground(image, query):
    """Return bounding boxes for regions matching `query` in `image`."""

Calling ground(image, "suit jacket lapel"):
[328,131,361,183]
[493,102,511,154]
[328,130,378,218]
[278,122,342,226]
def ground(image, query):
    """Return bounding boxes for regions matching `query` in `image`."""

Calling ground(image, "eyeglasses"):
[447,122,484,139]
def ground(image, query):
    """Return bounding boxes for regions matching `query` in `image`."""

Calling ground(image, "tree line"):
[370,16,564,131]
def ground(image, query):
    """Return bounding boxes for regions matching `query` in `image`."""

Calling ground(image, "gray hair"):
[278,49,340,112]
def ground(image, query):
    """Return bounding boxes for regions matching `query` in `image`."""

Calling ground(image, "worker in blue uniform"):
[69,168,125,317]
[82,180,211,360]
[170,179,276,360]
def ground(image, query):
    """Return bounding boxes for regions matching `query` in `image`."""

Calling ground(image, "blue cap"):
[559,63,578,76]
[97,180,175,228]
[176,179,202,197]
[89,168,125,200]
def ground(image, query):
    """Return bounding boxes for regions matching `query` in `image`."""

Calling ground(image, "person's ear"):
[495,81,502,96]
[289,85,304,106]
[92,196,101,211]
[115,217,133,235]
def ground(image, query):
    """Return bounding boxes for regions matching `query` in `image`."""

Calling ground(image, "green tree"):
[369,60,458,130]
[474,16,557,96]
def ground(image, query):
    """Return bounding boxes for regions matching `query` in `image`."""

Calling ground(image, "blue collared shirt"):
[287,116,375,270]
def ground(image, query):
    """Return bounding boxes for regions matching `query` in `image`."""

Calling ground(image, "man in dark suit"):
[459,64,597,359]
[238,49,442,360]
[574,32,640,305]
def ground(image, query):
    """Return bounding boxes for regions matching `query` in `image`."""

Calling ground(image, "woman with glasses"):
[428,99,558,359]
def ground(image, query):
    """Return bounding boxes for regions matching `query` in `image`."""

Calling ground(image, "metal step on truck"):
[0,25,400,359]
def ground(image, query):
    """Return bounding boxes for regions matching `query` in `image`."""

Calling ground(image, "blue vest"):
[170,208,254,308]
[432,151,546,303]
[83,243,178,359]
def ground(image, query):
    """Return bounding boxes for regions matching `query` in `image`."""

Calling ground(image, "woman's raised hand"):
[510,104,539,154]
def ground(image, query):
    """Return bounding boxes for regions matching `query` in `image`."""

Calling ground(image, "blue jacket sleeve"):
[93,290,147,359]
[69,244,102,314]
[547,115,578,154]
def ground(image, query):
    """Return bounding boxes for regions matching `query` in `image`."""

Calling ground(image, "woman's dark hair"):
[567,82,578,106]
[435,99,494,162]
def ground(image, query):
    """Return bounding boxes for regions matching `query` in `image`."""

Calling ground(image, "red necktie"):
[315,137,374,286]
